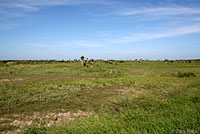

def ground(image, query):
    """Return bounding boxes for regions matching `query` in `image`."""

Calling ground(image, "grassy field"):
[0,60,199,134]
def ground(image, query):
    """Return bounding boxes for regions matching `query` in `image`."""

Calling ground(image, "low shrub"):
[177,72,196,78]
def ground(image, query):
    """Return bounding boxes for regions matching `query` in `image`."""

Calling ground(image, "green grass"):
[21,87,200,134]
[0,61,200,133]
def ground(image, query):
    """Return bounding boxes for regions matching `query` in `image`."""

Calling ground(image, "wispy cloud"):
[111,25,200,43]
[97,31,114,37]
[118,7,200,16]
[0,23,17,29]
[110,6,200,43]
[0,0,110,12]
[0,0,111,28]
[21,43,57,50]
[0,2,39,11]
[0,0,110,19]
[72,40,103,47]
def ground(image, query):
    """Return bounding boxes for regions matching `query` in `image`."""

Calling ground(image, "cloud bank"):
[111,25,200,43]
[118,7,200,16]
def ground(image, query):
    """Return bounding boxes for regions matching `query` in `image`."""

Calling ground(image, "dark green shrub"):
[77,93,81,97]
[178,72,196,78]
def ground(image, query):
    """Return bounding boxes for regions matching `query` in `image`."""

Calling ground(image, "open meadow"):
[0,60,200,134]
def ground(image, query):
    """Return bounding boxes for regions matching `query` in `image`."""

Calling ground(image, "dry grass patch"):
[0,110,92,134]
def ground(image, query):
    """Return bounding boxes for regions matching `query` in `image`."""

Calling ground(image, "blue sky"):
[0,0,200,60]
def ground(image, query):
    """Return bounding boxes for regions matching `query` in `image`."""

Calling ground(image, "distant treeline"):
[0,59,200,65]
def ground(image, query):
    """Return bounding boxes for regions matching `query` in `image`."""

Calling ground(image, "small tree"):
[86,58,88,63]
[81,56,85,66]
[81,56,84,61]
[164,59,168,63]
[90,59,94,68]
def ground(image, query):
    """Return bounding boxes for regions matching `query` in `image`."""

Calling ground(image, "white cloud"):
[0,23,17,29]
[0,0,111,28]
[0,2,39,11]
[119,7,200,16]
[111,25,200,43]
[0,0,109,11]
[72,40,103,47]
[0,0,110,19]
[112,6,200,43]
[193,17,200,21]
[20,43,61,51]
[97,31,114,37]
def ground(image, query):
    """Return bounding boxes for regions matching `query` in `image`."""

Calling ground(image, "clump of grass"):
[0,125,19,132]
[76,93,81,97]
[21,125,47,134]
[177,72,196,78]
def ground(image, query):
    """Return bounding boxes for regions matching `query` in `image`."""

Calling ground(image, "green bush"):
[177,72,196,78]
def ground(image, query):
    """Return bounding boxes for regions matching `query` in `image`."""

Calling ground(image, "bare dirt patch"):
[0,110,92,134]
[0,79,11,82]
[0,78,24,83]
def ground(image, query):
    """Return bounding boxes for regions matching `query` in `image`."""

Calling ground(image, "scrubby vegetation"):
[177,72,196,78]
[0,59,199,134]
